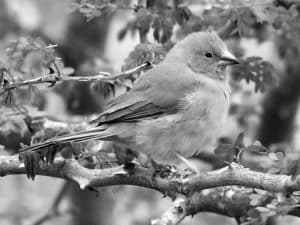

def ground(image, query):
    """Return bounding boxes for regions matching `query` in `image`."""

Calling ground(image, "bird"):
[19,31,239,166]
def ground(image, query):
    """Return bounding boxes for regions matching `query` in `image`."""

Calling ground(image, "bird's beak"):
[218,50,239,66]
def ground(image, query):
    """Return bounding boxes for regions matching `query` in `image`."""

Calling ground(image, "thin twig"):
[0,62,153,96]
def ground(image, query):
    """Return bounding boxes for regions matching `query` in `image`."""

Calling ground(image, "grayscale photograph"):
[0,0,299,225]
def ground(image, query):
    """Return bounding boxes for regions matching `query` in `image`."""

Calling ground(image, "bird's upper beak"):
[218,50,239,66]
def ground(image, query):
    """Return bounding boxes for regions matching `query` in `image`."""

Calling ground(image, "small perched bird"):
[20,31,239,165]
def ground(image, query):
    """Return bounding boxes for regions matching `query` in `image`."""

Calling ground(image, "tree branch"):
[151,196,187,225]
[1,156,300,196]
[183,163,299,194]
[153,186,300,225]
[2,155,300,224]
[0,62,152,95]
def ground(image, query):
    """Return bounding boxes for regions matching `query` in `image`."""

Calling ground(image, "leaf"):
[174,6,191,25]
[5,37,59,81]
[256,207,271,213]
[45,146,58,164]
[287,158,300,180]
[250,193,263,206]
[152,15,174,43]
[268,152,284,161]
[234,7,258,37]
[4,90,15,105]
[19,150,41,180]
[267,152,287,175]
[243,144,269,155]
[234,131,245,149]
[214,144,239,163]
[90,81,113,98]
[250,4,290,29]
[231,57,278,92]
[95,151,118,169]
[123,42,173,71]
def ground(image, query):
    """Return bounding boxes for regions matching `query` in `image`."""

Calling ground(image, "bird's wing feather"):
[91,63,196,125]
[91,92,165,124]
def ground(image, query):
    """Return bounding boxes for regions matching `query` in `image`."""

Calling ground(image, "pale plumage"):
[19,31,238,164]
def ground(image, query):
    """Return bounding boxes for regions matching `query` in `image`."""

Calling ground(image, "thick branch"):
[183,163,298,194]
[1,156,300,196]
[153,186,300,225]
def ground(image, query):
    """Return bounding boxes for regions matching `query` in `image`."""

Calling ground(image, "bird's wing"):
[90,91,166,124]
[91,63,196,125]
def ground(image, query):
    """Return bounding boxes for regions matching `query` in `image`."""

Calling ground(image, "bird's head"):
[166,31,239,80]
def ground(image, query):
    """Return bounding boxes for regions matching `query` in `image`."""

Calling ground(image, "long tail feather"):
[19,126,111,153]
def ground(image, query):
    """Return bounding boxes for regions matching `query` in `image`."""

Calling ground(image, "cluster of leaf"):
[67,0,300,99]
[175,0,300,39]
[0,106,32,153]
[90,42,172,98]
[19,120,84,179]
[231,57,278,93]
[215,132,300,180]
[5,37,63,77]
[0,37,65,104]
[123,41,173,70]
[117,0,192,43]
[70,0,122,21]
[214,132,268,164]
[213,133,300,222]
[70,0,300,48]
[244,191,300,225]
[0,38,63,100]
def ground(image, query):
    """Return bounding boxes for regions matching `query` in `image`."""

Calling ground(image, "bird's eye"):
[205,52,213,58]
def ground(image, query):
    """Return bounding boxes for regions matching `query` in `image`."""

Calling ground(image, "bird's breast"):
[135,84,230,163]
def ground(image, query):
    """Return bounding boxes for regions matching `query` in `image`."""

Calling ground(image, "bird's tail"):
[18,126,113,153]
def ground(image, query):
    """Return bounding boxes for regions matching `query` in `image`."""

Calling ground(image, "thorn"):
[73,177,90,190]
[79,183,87,190]
[175,153,199,173]
[112,165,128,175]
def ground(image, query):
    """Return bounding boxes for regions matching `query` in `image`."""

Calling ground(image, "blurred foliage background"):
[1,0,300,225]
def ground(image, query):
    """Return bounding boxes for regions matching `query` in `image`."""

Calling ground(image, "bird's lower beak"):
[218,50,239,66]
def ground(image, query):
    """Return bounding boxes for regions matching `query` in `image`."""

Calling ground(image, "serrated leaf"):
[123,42,173,71]
[243,144,269,155]
[268,152,284,161]
[231,57,277,92]
[19,151,41,180]
[247,208,260,219]
[287,159,300,180]
[267,167,283,174]
[256,207,271,213]
[250,193,262,206]
[234,131,245,149]
[214,143,239,163]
